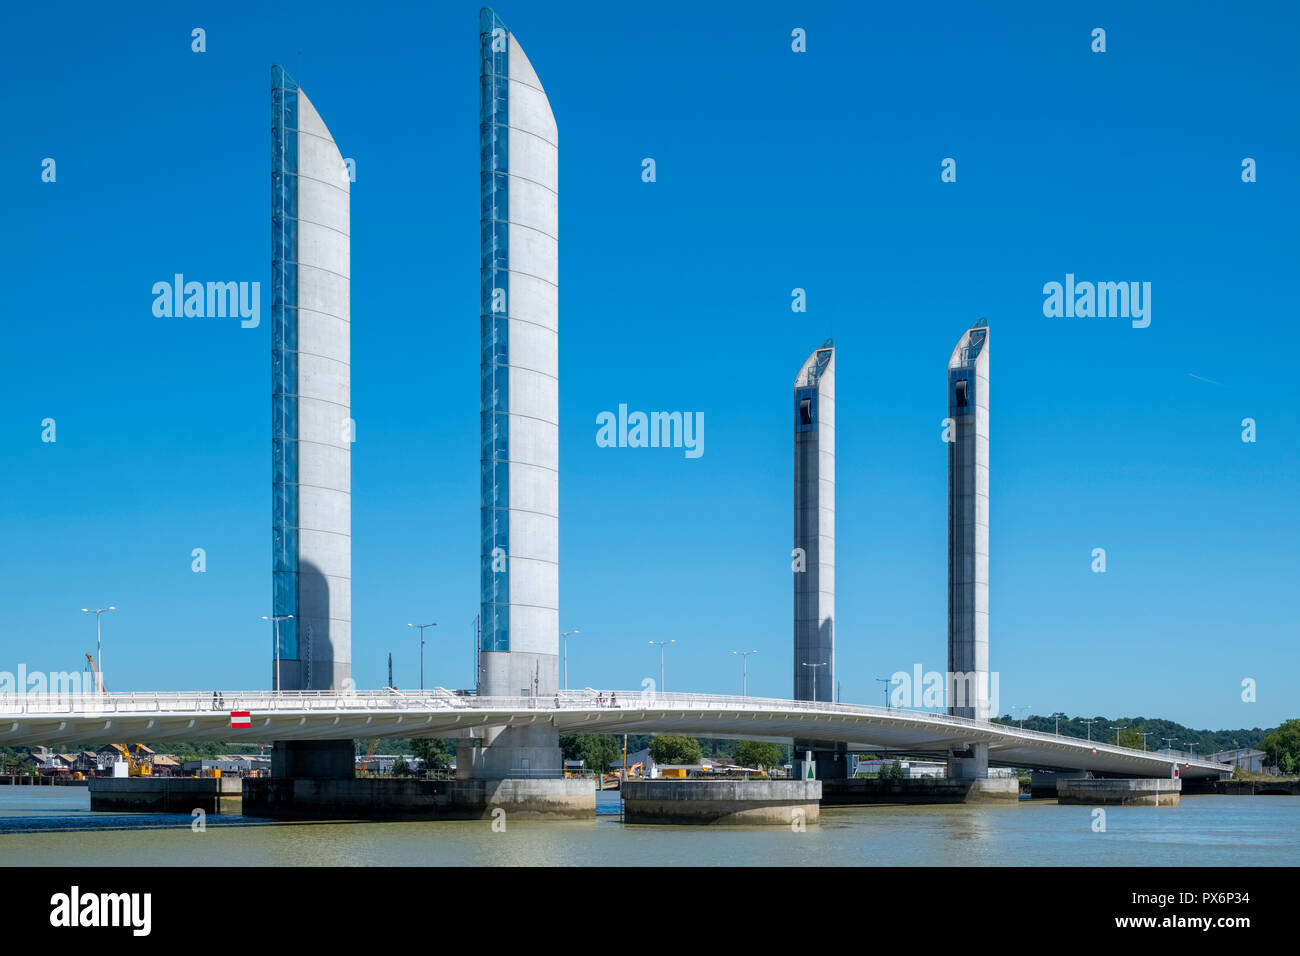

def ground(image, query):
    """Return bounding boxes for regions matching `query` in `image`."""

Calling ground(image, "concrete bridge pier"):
[457,723,563,780]
[1058,778,1181,806]
[1029,769,1090,797]
[272,739,354,779]
[452,722,594,818]
[793,745,849,781]
[947,742,989,780]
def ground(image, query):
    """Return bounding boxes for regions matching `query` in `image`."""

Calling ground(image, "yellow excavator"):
[126,744,151,777]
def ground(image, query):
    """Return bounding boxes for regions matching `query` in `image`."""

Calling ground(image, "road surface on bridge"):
[0,689,1226,779]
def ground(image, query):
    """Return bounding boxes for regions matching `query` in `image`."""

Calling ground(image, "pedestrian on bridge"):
[610,692,617,708]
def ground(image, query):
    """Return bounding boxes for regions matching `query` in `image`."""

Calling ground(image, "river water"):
[0,788,1294,866]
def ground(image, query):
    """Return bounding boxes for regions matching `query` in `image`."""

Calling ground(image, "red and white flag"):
[230,711,252,729]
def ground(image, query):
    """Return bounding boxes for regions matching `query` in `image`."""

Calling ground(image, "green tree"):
[1115,726,1144,749]
[889,760,906,780]
[582,735,622,775]
[559,734,622,774]
[391,755,412,777]
[1261,719,1300,773]
[734,741,781,771]
[649,736,702,765]
[410,738,452,773]
[559,733,585,765]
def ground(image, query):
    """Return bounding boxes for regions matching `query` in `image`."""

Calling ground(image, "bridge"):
[0,689,1228,780]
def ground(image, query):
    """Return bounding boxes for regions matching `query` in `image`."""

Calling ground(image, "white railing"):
[0,688,1224,769]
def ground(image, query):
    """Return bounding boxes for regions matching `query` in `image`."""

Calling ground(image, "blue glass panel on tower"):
[479,6,512,655]
[795,387,817,432]
[271,65,300,662]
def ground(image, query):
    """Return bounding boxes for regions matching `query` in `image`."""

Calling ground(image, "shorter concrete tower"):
[793,340,844,778]
[946,319,990,779]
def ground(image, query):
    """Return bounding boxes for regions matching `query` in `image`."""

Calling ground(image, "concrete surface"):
[242,776,595,819]
[1057,778,1181,806]
[821,776,1020,805]
[623,779,821,825]
[88,776,243,814]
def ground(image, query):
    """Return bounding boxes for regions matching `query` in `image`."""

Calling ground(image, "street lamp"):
[1052,712,1067,736]
[731,650,758,697]
[875,677,892,709]
[407,622,437,692]
[648,640,675,693]
[1012,705,1030,729]
[1139,731,1153,752]
[80,606,116,694]
[1163,736,1179,753]
[1114,724,1128,746]
[1082,717,1099,742]
[562,629,580,692]
[801,661,828,702]
[262,614,294,693]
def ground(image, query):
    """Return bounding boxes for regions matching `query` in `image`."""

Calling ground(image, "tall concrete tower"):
[270,65,353,777]
[947,319,990,779]
[471,8,561,778]
[793,341,844,778]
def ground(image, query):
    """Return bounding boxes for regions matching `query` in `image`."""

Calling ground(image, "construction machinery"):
[357,738,379,776]
[85,653,106,693]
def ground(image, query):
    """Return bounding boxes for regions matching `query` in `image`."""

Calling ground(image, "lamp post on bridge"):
[1082,717,1099,742]
[1052,712,1067,736]
[407,622,437,692]
[80,606,116,695]
[1114,724,1129,746]
[562,629,580,692]
[1011,705,1030,729]
[875,677,892,709]
[1163,737,1179,753]
[1139,731,1153,752]
[262,614,293,693]
[731,650,757,697]
[801,661,828,702]
[648,640,675,694]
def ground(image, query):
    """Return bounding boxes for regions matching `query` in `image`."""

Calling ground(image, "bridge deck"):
[0,690,1227,779]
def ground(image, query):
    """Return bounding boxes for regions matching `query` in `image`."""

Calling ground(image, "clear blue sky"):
[1,1,1296,730]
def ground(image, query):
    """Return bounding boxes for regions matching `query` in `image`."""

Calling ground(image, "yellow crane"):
[358,738,379,776]
[85,653,106,693]
[85,658,154,777]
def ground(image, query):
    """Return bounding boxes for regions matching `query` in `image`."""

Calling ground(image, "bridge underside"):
[0,694,1227,781]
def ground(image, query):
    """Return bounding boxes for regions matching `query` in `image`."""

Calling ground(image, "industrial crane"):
[85,653,106,693]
